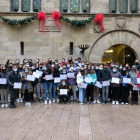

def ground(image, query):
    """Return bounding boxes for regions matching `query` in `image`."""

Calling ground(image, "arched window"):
[119,0,127,13]
[82,0,90,13]
[22,0,30,12]
[60,0,68,12]
[70,0,80,13]
[109,0,116,13]
[33,0,41,12]
[130,0,137,13]
[11,0,19,12]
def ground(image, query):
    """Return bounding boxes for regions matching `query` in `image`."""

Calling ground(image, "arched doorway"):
[102,44,136,67]
[88,30,139,63]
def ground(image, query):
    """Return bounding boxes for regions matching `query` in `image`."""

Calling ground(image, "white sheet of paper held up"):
[54,77,61,83]
[79,83,88,89]
[123,78,131,84]
[67,73,74,78]
[14,83,22,89]
[27,75,35,81]
[85,78,92,83]
[95,81,102,88]
[133,85,140,91]
[60,89,67,95]
[102,81,110,86]
[45,75,53,81]
[0,78,6,84]
[60,74,67,80]
[112,77,119,84]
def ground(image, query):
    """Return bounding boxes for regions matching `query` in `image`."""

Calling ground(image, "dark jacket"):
[94,69,102,81]
[35,70,44,83]
[101,69,111,82]
[0,72,8,89]
[67,71,77,85]
[57,84,72,96]
[7,71,22,89]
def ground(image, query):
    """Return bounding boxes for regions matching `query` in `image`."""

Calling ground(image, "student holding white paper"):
[7,65,21,109]
[43,65,54,104]
[85,66,97,105]
[77,67,85,105]
[121,68,129,105]
[128,65,138,105]
[57,80,72,103]
[0,65,8,108]
[110,66,122,105]
[21,68,33,106]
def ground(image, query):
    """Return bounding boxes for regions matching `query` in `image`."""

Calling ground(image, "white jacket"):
[76,72,84,87]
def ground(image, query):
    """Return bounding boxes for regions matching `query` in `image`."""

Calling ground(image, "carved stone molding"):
[115,16,127,29]
[94,24,102,33]
[39,15,61,32]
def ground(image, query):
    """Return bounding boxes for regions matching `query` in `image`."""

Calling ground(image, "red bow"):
[51,10,61,28]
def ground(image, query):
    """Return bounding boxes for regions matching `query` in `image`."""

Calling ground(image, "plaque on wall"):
[115,16,127,29]
[39,15,61,32]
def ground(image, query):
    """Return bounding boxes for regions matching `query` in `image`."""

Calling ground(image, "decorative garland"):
[60,15,95,27]
[0,14,37,25]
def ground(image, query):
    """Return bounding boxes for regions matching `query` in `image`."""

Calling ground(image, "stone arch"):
[88,30,139,63]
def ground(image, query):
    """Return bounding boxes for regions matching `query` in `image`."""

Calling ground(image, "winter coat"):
[67,71,77,85]
[57,84,72,96]
[21,71,33,94]
[84,73,97,85]
[94,69,102,81]
[101,69,111,82]
[76,72,84,87]
[128,71,138,85]
[0,72,7,89]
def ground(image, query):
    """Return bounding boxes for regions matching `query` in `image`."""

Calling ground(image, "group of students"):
[0,57,140,109]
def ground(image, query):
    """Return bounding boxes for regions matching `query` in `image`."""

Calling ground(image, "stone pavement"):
[0,102,140,140]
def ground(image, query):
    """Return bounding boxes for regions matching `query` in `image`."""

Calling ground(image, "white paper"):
[67,73,74,78]
[45,75,53,81]
[123,78,131,84]
[137,78,140,84]
[85,77,92,83]
[112,77,119,84]
[95,81,102,88]
[33,72,39,79]
[14,83,22,89]
[36,70,43,76]
[102,81,110,86]
[60,74,67,80]
[54,77,61,83]
[60,89,67,95]
[79,83,88,89]
[0,78,6,84]
[27,75,35,81]
[133,85,140,91]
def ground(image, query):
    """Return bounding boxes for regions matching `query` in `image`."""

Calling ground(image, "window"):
[70,0,80,13]
[11,0,19,12]
[109,0,116,13]
[22,0,30,12]
[60,0,68,12]
[70,42,73,55]
[82,0,90,13]
[20,42,24,55]
[119,0,127,13]
[33,0,41,12]
[130,0,137,13]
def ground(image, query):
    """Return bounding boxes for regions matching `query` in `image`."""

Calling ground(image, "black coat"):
[101,70,111,82]
[0,72,7,89]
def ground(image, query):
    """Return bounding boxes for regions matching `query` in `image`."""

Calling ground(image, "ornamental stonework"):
[39,15,61,32]
[115,16,127,29]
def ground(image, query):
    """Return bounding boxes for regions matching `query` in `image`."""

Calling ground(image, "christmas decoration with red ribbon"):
[37,11,46,34]
[94,13,104,32]
[51,10,61,28]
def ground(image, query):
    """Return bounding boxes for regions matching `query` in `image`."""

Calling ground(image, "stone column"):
[116,0,120,13]
[68,0,71,13]
[138,0,140,13]
[79,0,83,13]
[30,0,33,12]
[127,0,131,13]
[18,0,22,12]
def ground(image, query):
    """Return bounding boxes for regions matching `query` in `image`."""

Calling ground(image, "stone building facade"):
[0,0,140,64]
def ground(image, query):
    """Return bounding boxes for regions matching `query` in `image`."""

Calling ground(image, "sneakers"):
[57,99,59,103]
[45,100,47,104]
[49,100,52,104]
[121,102,124,105]
[1,104,4,108]
[125,103,128,105]
[112,101,115,105]
[16,98,19,103]
[80,101,84,105]
[25,102,31,106]
[25,102,28,106]
[5,104,8,107]
[97,100,101,104]
[52,99,55,103]
[116,101,119,105]
[20,98,23,103]
[87,102,89,105]
[93,100,96,104]
[102,101,105,104]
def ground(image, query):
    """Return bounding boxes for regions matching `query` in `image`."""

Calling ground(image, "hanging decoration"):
[0,14,37,25]
[37,11,46,34]
[60,15,95,27]
[51,10,61,28]
[94,13,104,32]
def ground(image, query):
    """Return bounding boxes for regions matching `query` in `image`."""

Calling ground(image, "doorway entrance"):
[102,44,136,67]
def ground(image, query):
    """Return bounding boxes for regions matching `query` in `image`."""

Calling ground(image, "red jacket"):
[61,61,66,66]
[138,72,140,87]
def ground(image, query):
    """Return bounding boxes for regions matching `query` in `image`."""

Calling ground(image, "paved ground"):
[0,102,140,140]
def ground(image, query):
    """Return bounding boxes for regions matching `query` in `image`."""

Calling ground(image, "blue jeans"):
[53,83,60,99]
[79,88,84,102]
[44,81,53,100]
[83,88,86,101]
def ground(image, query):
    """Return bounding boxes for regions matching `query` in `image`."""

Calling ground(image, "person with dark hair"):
[7,65,22,108]
[85,65,97,104]
[67,56,74,64]
[135,59,140,70]
[0,65,8,108]
[28,59,33,67]
[57,80,72,103]
[61,58,66,66]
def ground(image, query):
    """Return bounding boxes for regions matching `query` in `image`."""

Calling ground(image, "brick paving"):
[0,102,140,140]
